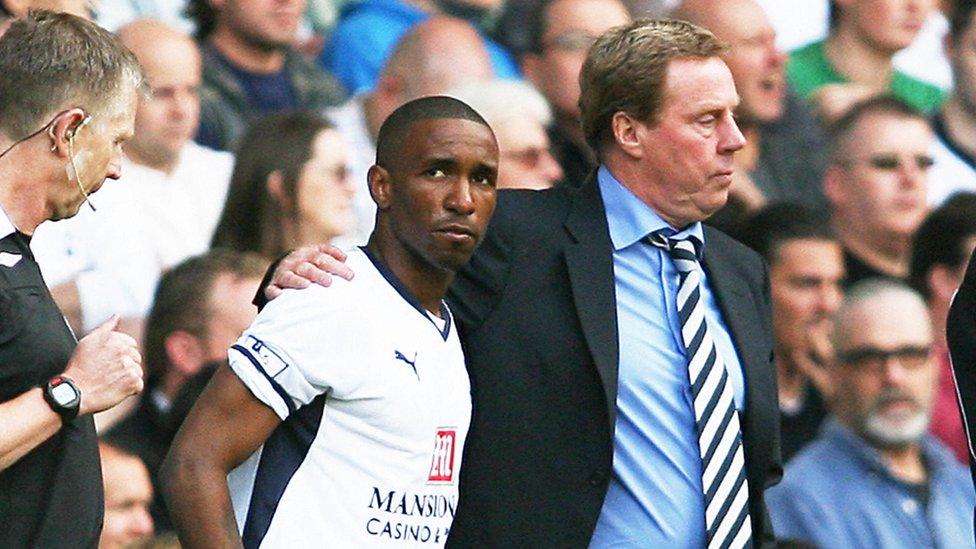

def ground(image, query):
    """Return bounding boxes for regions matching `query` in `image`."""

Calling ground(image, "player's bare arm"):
[161,364,281,548]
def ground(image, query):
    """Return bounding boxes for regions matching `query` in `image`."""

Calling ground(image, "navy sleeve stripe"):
[231,344,297,416]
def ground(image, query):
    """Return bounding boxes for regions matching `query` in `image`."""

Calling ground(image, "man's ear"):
[611,112,644,160]
[520,54,544,89]
[822,165,846,208]
[368,165,392,209]
[163,330,205,378]
[943,32,955,61]
[48,108,88,158]
[375,72,404,101]
[929,264,963,304]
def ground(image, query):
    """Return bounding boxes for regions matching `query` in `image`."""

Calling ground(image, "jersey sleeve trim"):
[229,340,297,419]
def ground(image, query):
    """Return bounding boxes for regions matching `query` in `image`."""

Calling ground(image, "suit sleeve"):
[946,248,976,498]
[756,256,781,549]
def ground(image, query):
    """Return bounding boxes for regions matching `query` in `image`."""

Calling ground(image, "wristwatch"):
[42,375,81,423]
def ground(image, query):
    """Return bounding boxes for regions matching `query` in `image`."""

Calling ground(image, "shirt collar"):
[0,203,15,240]
[597,165,705,252]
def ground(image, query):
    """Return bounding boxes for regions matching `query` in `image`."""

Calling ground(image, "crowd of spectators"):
[1,0,975,546]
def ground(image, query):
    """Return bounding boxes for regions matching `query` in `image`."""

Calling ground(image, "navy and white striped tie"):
[647,232,753,549]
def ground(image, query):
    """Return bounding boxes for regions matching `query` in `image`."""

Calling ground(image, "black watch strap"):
[42,375,81,423]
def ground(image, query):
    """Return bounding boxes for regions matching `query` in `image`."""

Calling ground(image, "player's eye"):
[469,167,495,186]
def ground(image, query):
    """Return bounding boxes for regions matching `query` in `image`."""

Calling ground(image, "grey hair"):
[0,10,147,141]
[447,79,554,131]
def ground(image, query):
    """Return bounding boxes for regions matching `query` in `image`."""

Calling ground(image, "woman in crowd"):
[211,111,356,258]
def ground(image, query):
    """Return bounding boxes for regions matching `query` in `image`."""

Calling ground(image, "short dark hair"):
[579,18,725,157]
[950,0,976,43]
[909,193,976,300]
[211,111,335,259]
[826,96,927,162]
[737,203,836,264]
[144,249,267,386]
[0,10,145,141]
[375,95,492,171]
[186,0,217,40]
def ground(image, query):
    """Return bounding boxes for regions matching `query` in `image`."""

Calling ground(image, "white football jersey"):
[227,247,471,548]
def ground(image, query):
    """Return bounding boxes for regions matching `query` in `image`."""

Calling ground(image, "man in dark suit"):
[262,18,780,547]
[945,247,976,524]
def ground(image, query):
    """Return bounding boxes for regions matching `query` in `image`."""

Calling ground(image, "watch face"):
[51,382,78,405]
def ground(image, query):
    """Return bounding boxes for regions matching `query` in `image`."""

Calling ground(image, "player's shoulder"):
[259,248,378,320]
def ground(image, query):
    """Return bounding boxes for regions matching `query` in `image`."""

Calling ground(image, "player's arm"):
[161,364,282,549]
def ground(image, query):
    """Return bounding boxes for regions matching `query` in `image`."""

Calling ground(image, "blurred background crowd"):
[1,0,974,546]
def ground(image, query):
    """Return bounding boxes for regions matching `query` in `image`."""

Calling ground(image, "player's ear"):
[368,164,392,210]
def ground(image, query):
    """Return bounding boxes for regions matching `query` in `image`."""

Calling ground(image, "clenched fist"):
[62,315,143,416]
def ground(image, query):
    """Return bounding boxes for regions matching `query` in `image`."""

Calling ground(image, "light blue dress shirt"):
[590,167,748,548]
[767,420,975,549]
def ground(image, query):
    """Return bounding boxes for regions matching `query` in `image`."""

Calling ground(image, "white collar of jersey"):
[0,204,15,240]
[360,246,453,341]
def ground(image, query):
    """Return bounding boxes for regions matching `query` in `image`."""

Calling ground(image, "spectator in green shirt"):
[787,0,944,116]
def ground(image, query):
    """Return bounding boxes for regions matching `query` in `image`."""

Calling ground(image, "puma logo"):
[394,350,419,379]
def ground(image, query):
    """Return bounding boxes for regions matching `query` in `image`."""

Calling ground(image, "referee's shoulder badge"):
[0,252,22,268]
[427,428,458,484]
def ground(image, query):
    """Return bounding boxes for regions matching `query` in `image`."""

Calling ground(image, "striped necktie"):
[646,231,753,549]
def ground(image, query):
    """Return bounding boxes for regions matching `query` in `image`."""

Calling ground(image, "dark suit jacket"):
[446,175,782,547]
[944,248,976,531]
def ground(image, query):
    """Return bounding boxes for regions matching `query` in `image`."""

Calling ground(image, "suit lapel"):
[564,176,620,427]
[701,231,770,460]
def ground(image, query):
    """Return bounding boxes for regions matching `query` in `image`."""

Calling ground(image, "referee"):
[0,12,145,546]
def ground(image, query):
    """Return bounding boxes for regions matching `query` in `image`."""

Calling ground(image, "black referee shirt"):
[0,227,103,548]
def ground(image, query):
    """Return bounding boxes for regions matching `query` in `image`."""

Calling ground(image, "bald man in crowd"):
[672,0,828,229]
[768,280,974,547]
[32,20,235,346]
[327,16,494,242]
[449,79,564,191]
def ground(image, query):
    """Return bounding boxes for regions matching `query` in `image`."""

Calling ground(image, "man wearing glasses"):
[520,0,631,187]
[823,96,933,288]
[767,279,974,548]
